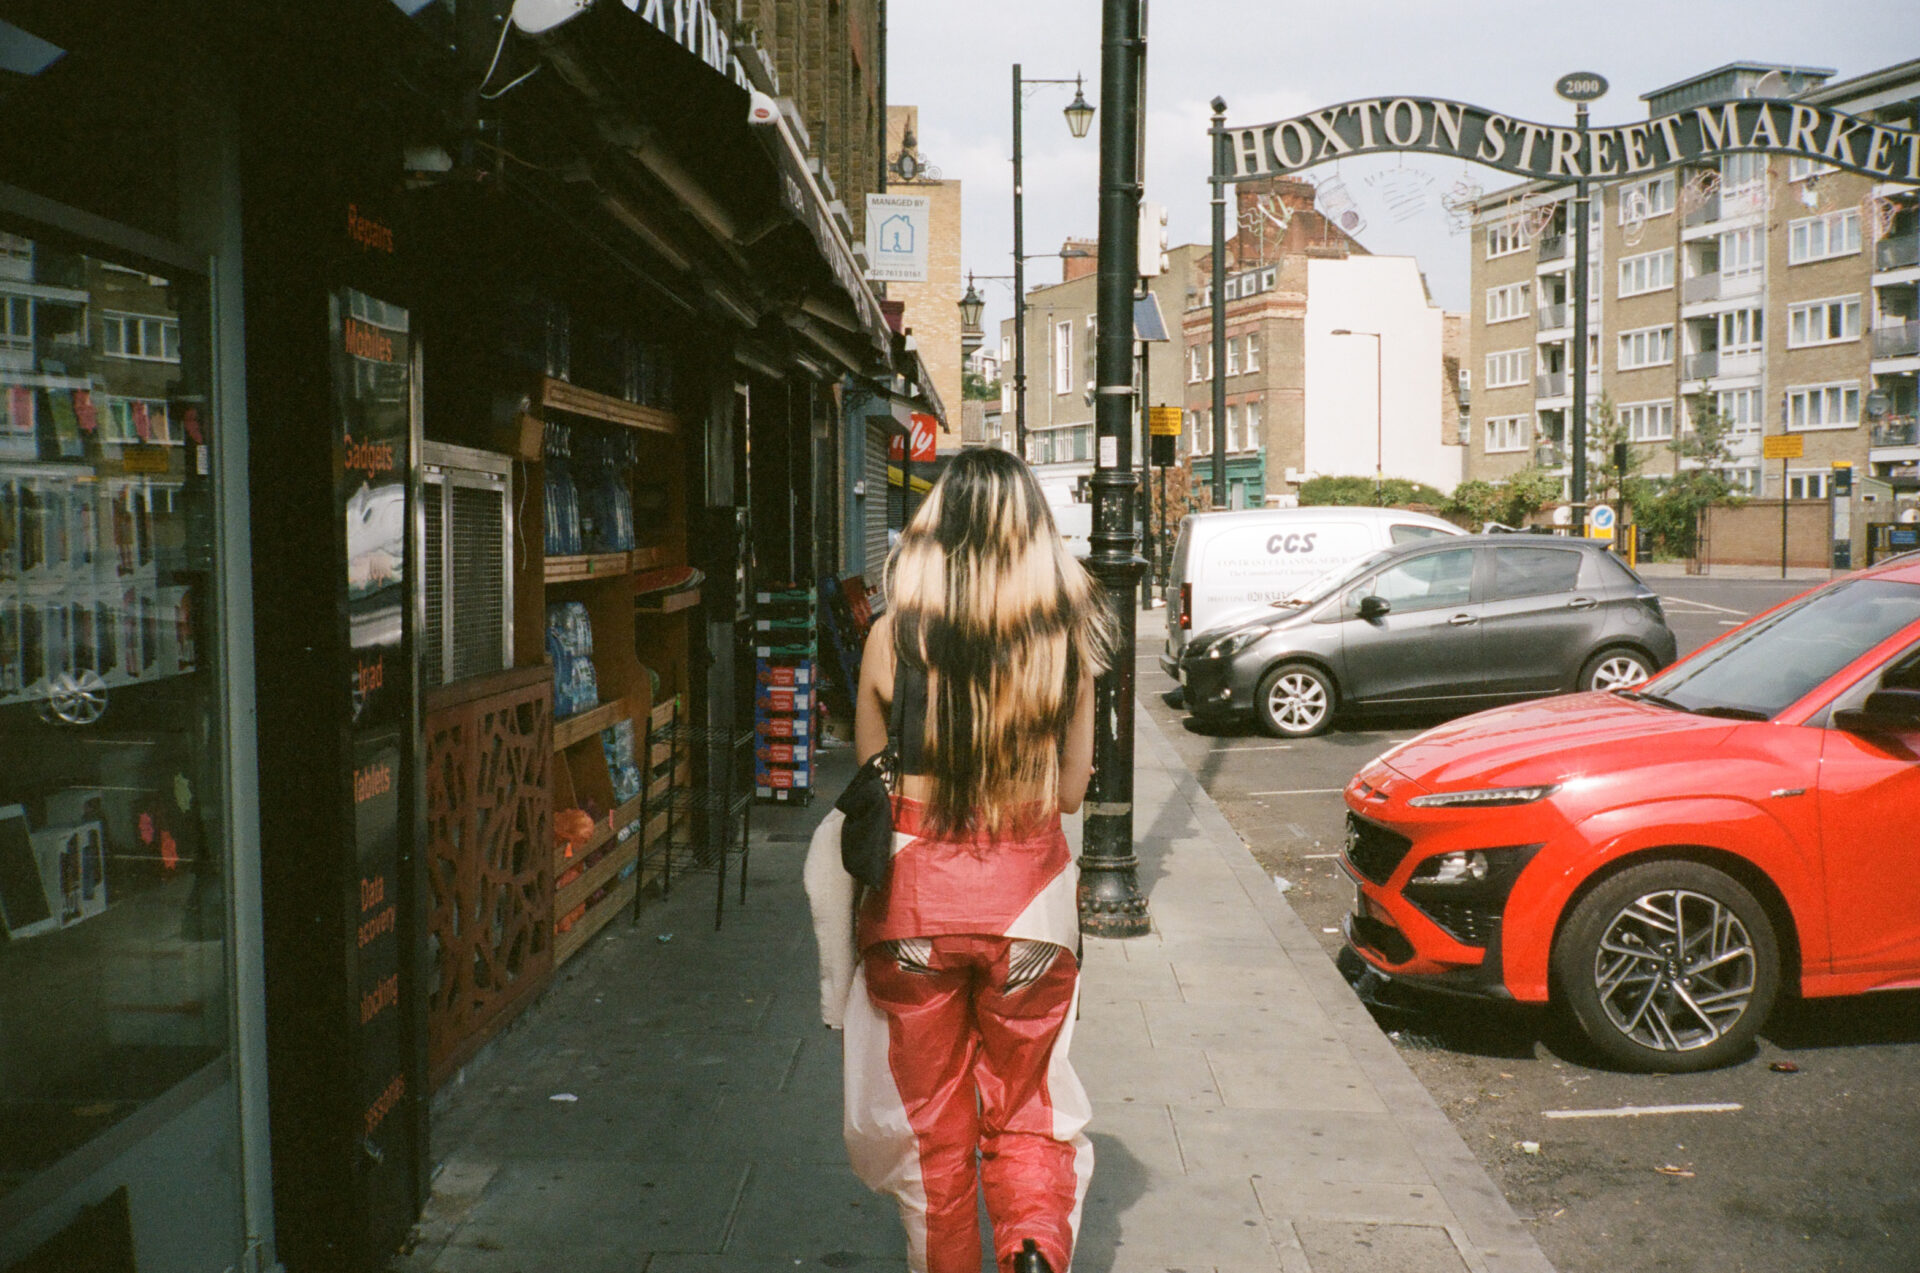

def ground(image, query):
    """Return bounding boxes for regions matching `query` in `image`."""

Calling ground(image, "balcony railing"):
[1683,191,1721,228]
[1872,320,1920,359]
[1877,233,1920,272]
[1682,350,1718,381]
[1536,303,1569,331]
[1682,274,1721,304]
[1535,443,1566,468]
[1537,234,1569,262]
[1872,418,1919,448]
[1535,370,1568,398]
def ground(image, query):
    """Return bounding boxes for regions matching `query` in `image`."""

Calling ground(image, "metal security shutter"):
[863,419,891,582]
[421,490,444,686]
[448,484,507,681]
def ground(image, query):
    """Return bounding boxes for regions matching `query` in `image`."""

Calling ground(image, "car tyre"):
[1580,646,1654,692]
[1552,859,1779,1073]
[1255,662,1335,739]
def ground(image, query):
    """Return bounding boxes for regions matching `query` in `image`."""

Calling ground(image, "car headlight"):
[1406,784,1559,808]
[1207,627,1268,659]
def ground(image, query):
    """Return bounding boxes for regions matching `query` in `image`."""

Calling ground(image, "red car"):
[1341,556,1920,1071]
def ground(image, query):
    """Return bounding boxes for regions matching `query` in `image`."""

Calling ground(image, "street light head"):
[1330,328,1352,336]
[1063,79,1095,139]
[958,278,985,333]
[1211,96,1228,115]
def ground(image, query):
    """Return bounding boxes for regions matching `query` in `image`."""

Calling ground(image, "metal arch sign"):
[1219,96,1920,185]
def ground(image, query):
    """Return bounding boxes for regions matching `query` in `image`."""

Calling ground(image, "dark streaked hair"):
[886,447,1114,836]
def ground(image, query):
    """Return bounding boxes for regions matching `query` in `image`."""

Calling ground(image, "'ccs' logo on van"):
[1266,532,1318,554]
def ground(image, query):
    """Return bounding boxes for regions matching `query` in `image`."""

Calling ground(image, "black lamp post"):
[1013,66,1095,458]
[1331,328,1383,498]
[1079,0,1150,938]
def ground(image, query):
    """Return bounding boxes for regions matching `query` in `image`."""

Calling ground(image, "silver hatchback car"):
[1177,535,1678,737]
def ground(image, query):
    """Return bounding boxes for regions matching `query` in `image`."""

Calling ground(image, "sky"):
[888,1,1918,336]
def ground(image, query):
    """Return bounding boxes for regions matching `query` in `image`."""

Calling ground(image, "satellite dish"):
[1748,69,1788,99]
[510,0,593,35]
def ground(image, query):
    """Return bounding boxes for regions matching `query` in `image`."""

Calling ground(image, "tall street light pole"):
[1080,0,1149,937]
[1331,329,1383,497]
[1208,97,1229,507]
[1012,65,1095,459]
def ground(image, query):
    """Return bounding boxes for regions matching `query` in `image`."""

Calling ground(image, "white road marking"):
[1304,852,1342,860]
[1541,1102,1742,1120]
[1658,596,1749,616]
[1211,743,1294,752]
[1718,619,1742,626]
[1249,787,1347,796]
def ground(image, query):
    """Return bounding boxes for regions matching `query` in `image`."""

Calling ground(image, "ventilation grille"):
[863,421,891,584]
[448,484,506,682]
[422,491,445,686]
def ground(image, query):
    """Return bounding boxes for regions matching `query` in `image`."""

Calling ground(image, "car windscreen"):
[1276,548,1395,607]
[1637,579,1920,718]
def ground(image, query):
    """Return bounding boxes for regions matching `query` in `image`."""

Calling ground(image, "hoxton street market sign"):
[1221,97,1920,185]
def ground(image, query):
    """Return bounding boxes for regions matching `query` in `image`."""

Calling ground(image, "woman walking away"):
[844,447,1113,1273]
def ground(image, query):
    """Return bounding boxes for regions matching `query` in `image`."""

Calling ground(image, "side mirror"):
[1358,595,1392,620]
[1834,688,1920,735]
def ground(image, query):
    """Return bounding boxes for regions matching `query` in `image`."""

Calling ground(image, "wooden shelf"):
[554,874,638,965]
[538,376,680,436]
[553,698,628,752]
[636,587,701,615]
[555,840,638,918]
[631,544,669,571]
[545,551,635,584]
[551,791,647,875]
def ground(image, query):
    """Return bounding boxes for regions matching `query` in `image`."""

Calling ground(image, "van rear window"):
[1390,523,1453,544]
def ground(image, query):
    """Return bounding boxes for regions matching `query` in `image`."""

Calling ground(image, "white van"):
[1159,506,1463,674]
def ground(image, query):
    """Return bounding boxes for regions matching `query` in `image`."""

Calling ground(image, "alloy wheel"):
[1590,653,1650,691]
[1590,887,1756,1054]
[1265,670,1328,734]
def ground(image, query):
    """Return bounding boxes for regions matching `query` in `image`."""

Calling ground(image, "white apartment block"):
[1463,58,1920,546]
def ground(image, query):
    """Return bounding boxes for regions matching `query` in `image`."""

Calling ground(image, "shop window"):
[0,228,229,1206]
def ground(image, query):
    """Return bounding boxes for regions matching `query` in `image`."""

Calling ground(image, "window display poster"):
[329,289,411,729]
[349,730,414,1236]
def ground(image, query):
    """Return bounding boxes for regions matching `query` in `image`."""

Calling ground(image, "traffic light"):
[1138,200,1169,278]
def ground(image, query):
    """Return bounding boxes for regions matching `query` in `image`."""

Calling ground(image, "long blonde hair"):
[886,447,1114,837]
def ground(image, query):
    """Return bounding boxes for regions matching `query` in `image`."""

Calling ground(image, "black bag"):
[835,673,907,891]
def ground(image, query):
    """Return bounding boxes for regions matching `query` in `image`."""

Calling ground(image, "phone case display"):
[574,427,636,555]
[753,585,817,803]
[541,420,583,557]
[600,718,642,806]
[545,601,600,718]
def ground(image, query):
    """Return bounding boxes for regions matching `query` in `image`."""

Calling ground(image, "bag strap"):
[883,658,908,784]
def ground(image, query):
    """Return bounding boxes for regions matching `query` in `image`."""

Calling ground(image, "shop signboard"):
[909,411,938,463]
[865,194,931,283]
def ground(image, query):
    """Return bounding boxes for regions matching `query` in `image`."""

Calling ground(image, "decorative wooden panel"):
[425,666,554,1089]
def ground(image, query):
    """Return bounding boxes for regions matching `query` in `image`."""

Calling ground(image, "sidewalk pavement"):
[394,694,1557,1273]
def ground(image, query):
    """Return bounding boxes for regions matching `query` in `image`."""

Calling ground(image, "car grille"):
[1345,813,1412,885]
[1408,897,1501,947]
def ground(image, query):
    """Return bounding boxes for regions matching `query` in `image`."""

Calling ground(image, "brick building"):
[1462,57,1920,559]
[880,106,965,451]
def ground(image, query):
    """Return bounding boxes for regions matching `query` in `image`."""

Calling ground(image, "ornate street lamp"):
[1012,65,1094,456]
[1063,78,1096,140]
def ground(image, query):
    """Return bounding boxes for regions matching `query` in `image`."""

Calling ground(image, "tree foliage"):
[961,371,1000,401]
[1297,474,1451,509]
[1626,393,1748,559]
[1445,469,1564,529]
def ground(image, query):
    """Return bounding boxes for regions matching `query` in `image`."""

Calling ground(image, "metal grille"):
[449,485,506,681]
[1408,897,1500,947]
[422,491,444,686]
[862,420,891,584]
[1344,813,1413,886]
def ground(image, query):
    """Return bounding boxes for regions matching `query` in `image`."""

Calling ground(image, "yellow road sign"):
[1762,434,1804,460]
[1149,405,1183,436]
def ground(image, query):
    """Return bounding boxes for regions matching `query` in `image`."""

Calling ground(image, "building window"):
[1787,156,1839,183]
[1225,405,1241,452]
[1187,344,1203,383]
[1726,465,1761,494]
[1716,387,1763,432]
[1618,174,1676,223]
[1225,338,1241,376]
[1617,249,1674,298]
[1620,400,1675,442]
[1787,296,1861,348]
[1788,210,1861,265]
[1617,325,1674,371]
[1721,153,1767,191]
[1245,331,1261,372]
[1261,267,1277,289]
[1054,321,1073,394]
[1484,414,1529,453]
[1486,218,1528,259]
[1717,309,1764,356]
[1719,227,1762,277]
[99,311,182,362]
[100,395,175,445]
[1,293,32,351]
[1786,469,1831,499]
[1484,349,1529,389]
[1785,382,1861,431]
[1486,282,1530,324]
[1244,400,1262,450]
